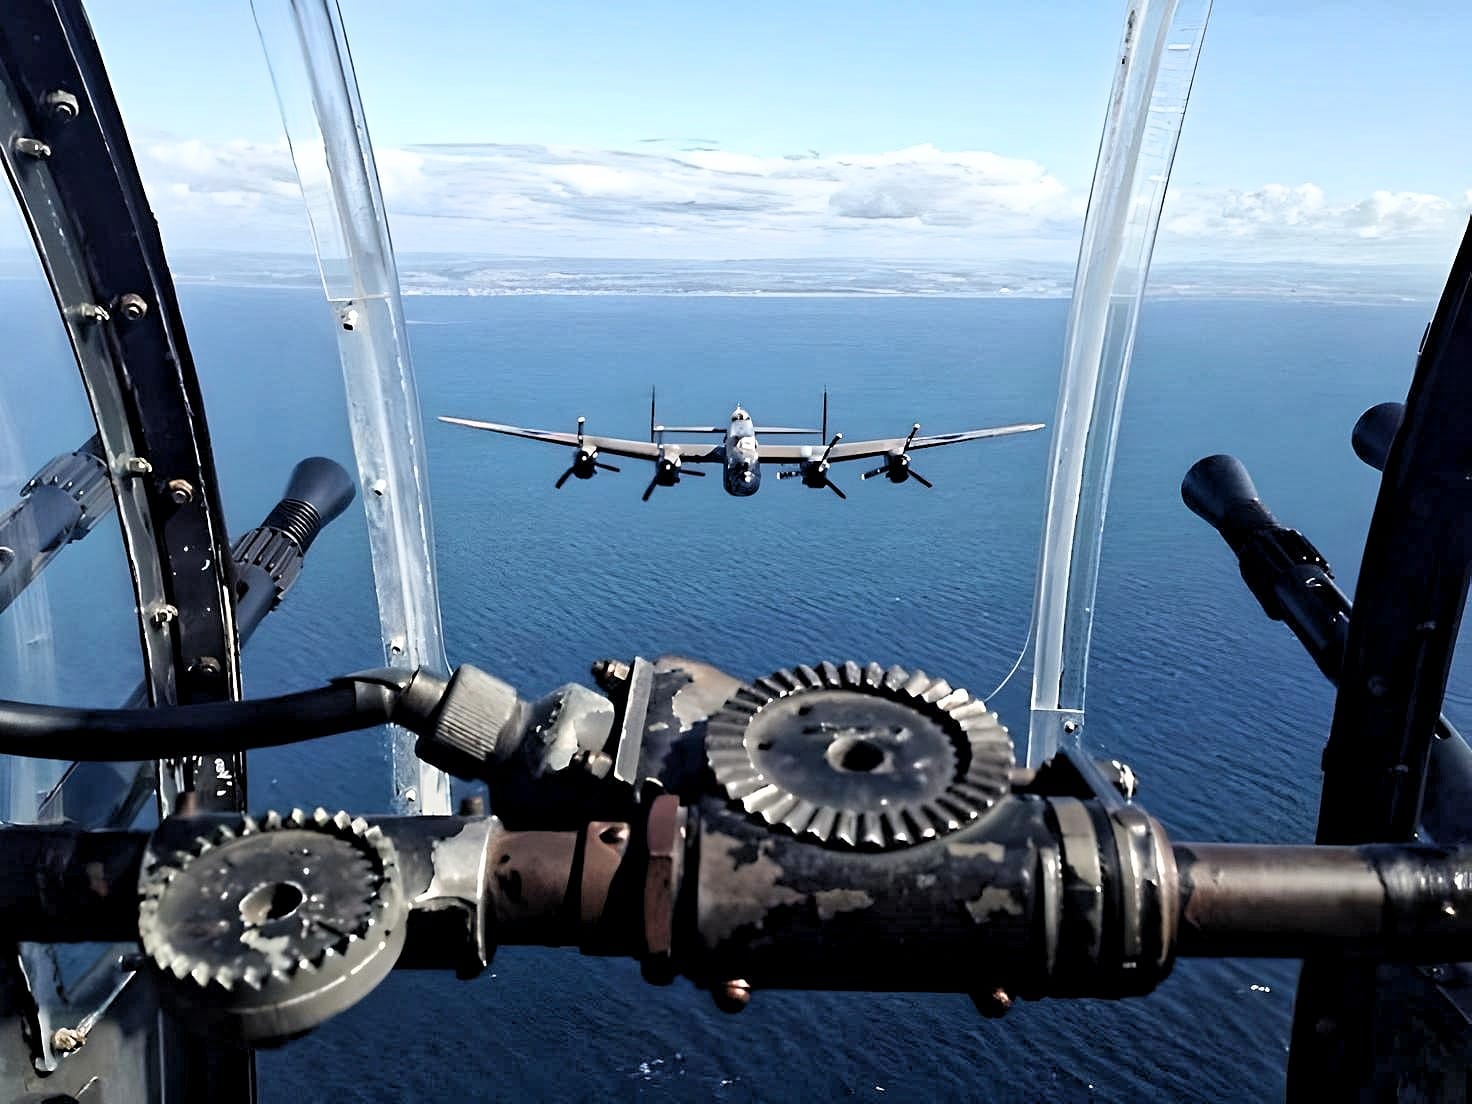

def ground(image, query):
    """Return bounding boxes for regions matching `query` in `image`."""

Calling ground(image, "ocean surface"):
[0,279,1461,1101]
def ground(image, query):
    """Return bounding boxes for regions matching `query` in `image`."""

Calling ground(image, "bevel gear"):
[704,661,1014,850]
[137,807,406,1044]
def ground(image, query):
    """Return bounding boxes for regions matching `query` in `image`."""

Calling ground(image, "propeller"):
[779,432,846,498]
[555,416,620,488]
[640,449,703,501]
[861,423,931,487]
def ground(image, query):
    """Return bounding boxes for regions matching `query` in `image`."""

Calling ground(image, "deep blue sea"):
[1,280,1461,1101]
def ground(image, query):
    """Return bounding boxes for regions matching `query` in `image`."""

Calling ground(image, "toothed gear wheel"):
[705,661,1014,850]
[137,808,406,1044]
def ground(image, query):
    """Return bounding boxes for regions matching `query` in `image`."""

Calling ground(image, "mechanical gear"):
[704,661,1014,850]
[137,807,406,1044]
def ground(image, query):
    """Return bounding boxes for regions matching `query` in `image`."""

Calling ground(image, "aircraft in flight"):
[438,392,1045,500]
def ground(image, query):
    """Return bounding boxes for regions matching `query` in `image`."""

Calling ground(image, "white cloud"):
[46,136,1472,263]
[1161,182,1462,255]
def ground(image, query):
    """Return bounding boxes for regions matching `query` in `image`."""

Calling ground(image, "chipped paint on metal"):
[701,832,804,945]
[814,888,875,921]
[947,841,1007,863]
[966,886,1023,924]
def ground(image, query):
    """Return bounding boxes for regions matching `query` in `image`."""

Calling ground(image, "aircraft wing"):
[756,422,1045,463]
[438,416,725,462]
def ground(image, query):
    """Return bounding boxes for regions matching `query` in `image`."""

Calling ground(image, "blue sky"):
[34,2,1472,264]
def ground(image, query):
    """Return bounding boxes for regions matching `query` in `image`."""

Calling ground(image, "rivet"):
[43,90,79,122]
[711,979,751,1013]
[188,656,222,678]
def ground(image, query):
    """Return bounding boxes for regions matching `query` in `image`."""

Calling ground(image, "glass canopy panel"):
[0,194,145,826]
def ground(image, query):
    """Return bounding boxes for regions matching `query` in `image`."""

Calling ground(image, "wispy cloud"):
[23,137,1471,263]
[1161,183,1458,247]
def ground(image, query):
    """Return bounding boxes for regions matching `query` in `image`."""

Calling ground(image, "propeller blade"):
[596,462,621,472]
[910,469,933,489]
[819,432,843,465]
[904,422,921,451]
[683,468,706,477]
[824,478,847,500]
[861,466,886,480]
[555,467,575,489]
[642,477,659,502]
[777,470,799,480]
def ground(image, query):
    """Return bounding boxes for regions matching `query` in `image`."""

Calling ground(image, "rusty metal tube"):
[1176,842,1472,960]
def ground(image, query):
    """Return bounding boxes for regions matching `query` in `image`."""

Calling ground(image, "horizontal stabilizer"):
[755,426,822,435]
[657,425,727,434]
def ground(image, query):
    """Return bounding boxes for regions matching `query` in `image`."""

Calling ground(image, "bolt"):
[43,90,79,121]
[591,658,632,691]
[117,292,148,320]
[1063,719,1080,735]
[14,136,51,159]
[122,456,152,476]
[74,302,110,324]
[51,1027,86,1054]
[173,790,200,816]
[166,478,194,505]
[403,787,418,804]
[457,794,486,817]
[339,306,359,331]
[571,747,614,779]
[188,656,222,679]
[150,604,178,627]
[369,479,387,497]
[711,979,751,1013]
[970,987,1012,1019]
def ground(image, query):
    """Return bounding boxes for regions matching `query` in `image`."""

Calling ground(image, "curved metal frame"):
[0,0,245,811]
[0,2,254,1099]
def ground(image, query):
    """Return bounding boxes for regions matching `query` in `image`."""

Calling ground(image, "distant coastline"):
[0,250,1445,306]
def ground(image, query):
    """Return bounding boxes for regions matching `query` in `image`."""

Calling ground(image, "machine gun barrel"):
[1182,453,1351,682]
[34,457,356,826]
[1182,451,1472,841]
[0,437,110,616]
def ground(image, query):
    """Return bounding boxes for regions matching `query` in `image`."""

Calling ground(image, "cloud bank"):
[25,136,1472,264]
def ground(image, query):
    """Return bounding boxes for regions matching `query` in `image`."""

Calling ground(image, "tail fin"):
[821,387,828,441]
[650,385,657,442]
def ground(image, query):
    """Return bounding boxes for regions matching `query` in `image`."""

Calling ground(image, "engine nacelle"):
[880,450,912,483]
[655,446,683,486]
[571,447,600,479]
[799,458,831,489]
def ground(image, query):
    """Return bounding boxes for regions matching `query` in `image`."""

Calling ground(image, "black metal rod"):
[1176,842,1472,961]
[0,678,398,761]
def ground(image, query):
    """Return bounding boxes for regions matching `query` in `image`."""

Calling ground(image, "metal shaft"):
[1176,842,1472,961]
